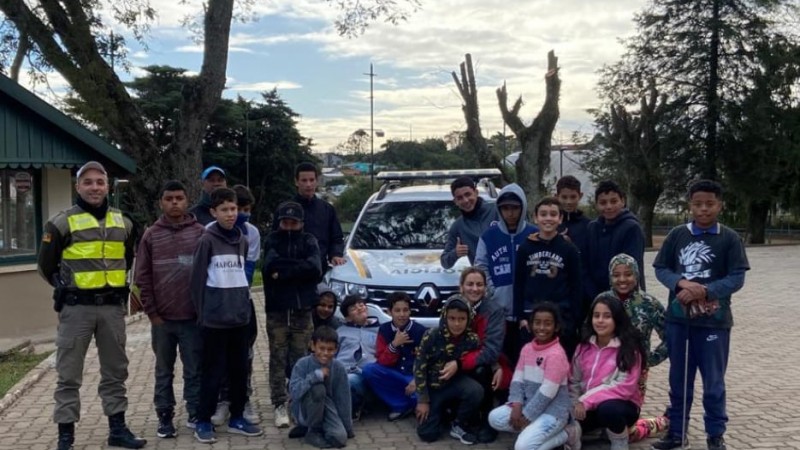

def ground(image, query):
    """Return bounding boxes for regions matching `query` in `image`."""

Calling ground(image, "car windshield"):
[350,200,460,250]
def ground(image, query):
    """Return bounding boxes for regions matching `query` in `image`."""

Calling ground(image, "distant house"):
[320,167,345,185]
[0,73,136,339]
[320,152,344,168]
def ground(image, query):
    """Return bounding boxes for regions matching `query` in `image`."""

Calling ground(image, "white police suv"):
[328,169,500,328]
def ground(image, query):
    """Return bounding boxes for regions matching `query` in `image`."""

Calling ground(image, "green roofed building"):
[0,72,136,340]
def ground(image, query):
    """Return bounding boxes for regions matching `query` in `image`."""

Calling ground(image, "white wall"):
[42,168,72,221]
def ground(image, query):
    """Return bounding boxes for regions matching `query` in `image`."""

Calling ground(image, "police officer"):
[37,161,146,450]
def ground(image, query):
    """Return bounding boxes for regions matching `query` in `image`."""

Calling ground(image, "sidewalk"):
[0,246,798,449]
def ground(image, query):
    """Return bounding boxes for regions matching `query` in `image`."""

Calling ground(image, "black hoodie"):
[262,228,322,312]
[558,209,590,253]
[582,209,646,301]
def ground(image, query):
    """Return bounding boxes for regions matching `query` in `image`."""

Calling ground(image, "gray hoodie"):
[440,196,498,269]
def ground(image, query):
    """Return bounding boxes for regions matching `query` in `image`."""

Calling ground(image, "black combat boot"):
[107,412,147,449]
[56,423,75,450]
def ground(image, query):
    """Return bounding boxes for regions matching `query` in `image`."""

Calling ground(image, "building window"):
[0,169,38,260]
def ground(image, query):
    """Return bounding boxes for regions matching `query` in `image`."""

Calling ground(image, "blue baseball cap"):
[201,166,225,180]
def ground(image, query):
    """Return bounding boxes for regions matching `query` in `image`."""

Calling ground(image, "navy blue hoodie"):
[558,209,590,254]
[582,209,645,301]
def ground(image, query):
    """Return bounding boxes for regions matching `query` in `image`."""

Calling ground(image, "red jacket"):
[462,298,513,389]
[134,214,204,321]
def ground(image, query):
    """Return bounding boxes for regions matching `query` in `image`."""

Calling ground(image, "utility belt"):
[54,288,128,311]
[64,290,127,306]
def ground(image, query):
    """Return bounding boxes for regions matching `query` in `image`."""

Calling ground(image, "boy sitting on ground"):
[362,292,426,421]
[288,326,354,448]
[414,297,484,444]
[336,295,380,419]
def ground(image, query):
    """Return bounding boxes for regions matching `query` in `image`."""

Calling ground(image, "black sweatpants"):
[197,325,250,423]
[417,374,483,442]
[580,399,640,434]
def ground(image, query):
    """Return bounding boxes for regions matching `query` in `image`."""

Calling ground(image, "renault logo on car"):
[415,283,441,309]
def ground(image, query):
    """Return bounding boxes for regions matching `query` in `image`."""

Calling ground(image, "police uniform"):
[37,161,145,450]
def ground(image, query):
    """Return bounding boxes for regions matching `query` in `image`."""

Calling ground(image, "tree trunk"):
[704,0,721,181]
[170,0,234,202]
[451,54,511,183]
[635,194,658,248]
[0,0,234,221]
[498,50,560,207]
[746,199,770,244]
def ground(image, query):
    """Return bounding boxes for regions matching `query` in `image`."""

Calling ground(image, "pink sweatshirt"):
[569,336,643,410]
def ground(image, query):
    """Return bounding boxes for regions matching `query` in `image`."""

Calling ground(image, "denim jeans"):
[347,373,367,412]
[150,319,202,415]
[488,405,567,450]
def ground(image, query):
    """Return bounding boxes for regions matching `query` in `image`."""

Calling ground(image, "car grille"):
[366,284,460,317]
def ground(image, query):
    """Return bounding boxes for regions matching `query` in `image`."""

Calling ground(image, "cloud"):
[284,0,646,149]
[230,80,303,91]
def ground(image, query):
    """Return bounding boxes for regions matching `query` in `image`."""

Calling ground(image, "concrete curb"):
[0,312,147,415]
[0,348,56,415]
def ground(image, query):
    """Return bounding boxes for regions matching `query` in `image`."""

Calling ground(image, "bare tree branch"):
[451,53,511,182]
[497,50,561,205]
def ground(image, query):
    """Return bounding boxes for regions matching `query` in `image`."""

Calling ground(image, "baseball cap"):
[76,161,107,179]
[201,166,226,180]
[277,201,304,222]
[497,192,522,207]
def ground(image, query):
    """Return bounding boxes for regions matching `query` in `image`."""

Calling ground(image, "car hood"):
[331,249,470,286]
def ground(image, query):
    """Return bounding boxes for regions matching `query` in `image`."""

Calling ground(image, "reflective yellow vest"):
[60,208,129,290]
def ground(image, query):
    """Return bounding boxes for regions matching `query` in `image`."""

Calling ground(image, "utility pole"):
[244,106,250,188]
[365,64,376,189]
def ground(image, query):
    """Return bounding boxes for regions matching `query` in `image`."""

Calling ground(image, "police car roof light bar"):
[376,168,502,182]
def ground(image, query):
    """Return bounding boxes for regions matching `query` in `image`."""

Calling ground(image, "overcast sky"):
[18,0,649,152]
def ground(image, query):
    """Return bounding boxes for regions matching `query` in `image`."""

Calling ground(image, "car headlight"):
[329,279,368,299]
[347,283,369,298]
[329,280,347,300]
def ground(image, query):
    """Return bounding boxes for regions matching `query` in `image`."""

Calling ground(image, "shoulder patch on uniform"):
[42,232,52,243]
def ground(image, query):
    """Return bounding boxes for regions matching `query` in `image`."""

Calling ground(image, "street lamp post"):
[244,108,250,188]
[365,63,377,189]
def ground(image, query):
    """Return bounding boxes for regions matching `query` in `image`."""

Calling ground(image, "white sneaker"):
[243,401,261,424]
[211,401,230,426]
[274,404,290,429]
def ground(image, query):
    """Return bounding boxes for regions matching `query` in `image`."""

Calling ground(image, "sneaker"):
[477,425,497,443]
[185,414,198,429]
[156,410,176,438]
[449,422,477,445]
[243,401,261,424]
[227,417,263,437]
[211,401,230,426]
[193,422,216,444]
[564,421,582,450]
[288,425,308,439]
[304,428,333,448]
[651,434,690,450]
[387,408,414,422]
[707,436,726,450]
[274,404,290,428]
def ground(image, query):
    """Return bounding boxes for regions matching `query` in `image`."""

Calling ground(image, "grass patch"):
[0,351,52,398]
[253,270,263,287]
